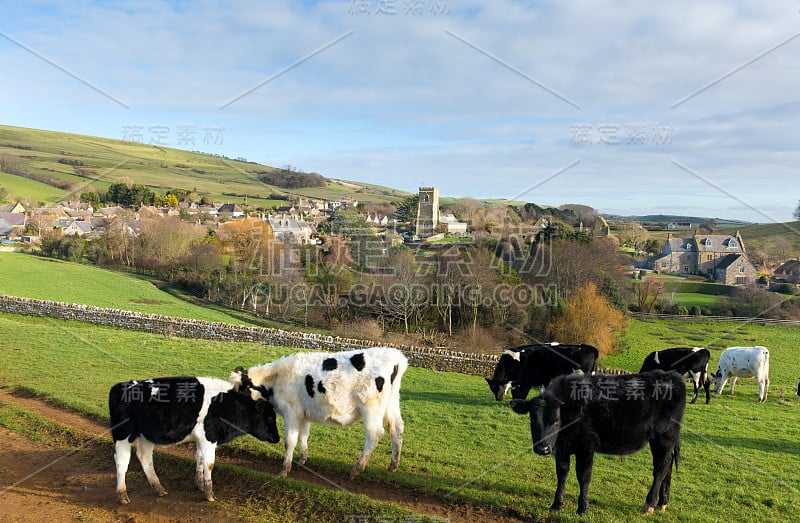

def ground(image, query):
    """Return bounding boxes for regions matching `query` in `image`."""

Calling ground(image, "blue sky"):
[1,1,799,222]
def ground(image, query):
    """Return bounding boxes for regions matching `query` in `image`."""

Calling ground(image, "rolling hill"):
[0,124,410,207]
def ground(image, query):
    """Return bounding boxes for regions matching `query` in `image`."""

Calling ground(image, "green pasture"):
[0,171,66,202]
[0,252,247,323]
[0,124,405,205]
[0,309,798,522]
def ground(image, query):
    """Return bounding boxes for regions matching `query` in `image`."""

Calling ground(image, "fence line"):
[631,312,800,326]
[0,294,499,376]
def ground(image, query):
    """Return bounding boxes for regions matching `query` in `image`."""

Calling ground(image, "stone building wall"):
[0,295,498,376]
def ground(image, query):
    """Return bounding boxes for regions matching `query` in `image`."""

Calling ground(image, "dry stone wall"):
[0,295,498,376]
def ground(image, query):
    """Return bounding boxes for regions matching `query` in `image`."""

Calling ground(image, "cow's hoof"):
[577,509,588,516]
[388,462,399,473]
[348,468,362,480]
[118,492,130,505]
[279,469,289,478]
[156,488,168,497]
[548,504,562,512]
[642,505,655,515]
[658,504,668,512]
[205,494,216,502]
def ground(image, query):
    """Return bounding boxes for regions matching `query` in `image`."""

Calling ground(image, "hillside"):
[0,124,410,207]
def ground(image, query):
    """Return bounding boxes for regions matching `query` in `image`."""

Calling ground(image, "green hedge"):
[663,281,734,296]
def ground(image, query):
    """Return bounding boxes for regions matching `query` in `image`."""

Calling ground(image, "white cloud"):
[1,0,799,222]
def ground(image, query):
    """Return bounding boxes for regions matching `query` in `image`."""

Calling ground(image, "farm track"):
[0,387,527,523]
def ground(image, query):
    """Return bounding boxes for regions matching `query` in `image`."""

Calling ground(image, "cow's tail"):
[672,442,680,473]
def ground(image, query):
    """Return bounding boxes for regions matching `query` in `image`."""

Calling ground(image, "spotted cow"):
[711,346,770,402]
[109,376,279,504]
[640,347,711,404]
[232,346,408,478]
[485,343,598,401]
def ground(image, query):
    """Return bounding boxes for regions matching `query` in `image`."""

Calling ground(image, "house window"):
[736,276,747,284]
[707,254,713,261]
[729,239,738,248]
[683,266,689,272]
[661,262,667,268]
[739,266,745,273]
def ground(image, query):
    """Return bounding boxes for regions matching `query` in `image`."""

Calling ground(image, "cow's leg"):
[702,367,711,404]
[575,451,594,516]
[385,393,404,472]
[549,452,570,512]
[195,447,204,491]
[657,451,673,512]
[729,376,737,395]
[297,420,312,466]
[350,405,385,479]
[135,439,167,498]
[688,371,700,404]
[280,416,300,477]
[758,375,769,402]
[644,442,672,514]
[196,439,217,502]
[114,439,132,504]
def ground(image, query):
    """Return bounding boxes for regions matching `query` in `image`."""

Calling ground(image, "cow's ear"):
[485,378,492,384]
[510,399,530,415]
[229,368,244,390]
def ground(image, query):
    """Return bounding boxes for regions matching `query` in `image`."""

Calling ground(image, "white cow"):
[231,346,408,478]
[711,346,770,402]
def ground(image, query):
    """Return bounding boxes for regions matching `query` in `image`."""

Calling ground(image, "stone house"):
[714,254,757,285]
[772,259,800,285]
[647,231,756,284]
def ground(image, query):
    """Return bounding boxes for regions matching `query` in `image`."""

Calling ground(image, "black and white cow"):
[797,377,800,397]
[511,370,686,516]
[711,346,770,402]
[109,376,280,504]
[486,343,598,401]
[232,346,408,479]
[640,347,711,404]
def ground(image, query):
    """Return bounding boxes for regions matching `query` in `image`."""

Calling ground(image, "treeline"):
[35,206,633,355]
[257,168,326,189]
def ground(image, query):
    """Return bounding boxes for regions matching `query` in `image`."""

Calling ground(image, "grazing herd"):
[108,342,790,517]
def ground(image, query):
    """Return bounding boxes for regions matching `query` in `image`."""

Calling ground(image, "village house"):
[439,212,468,234]
[217,203,245,219]
[0,212,26,238]
[267,214,317,245]
[646,231,757,284]
[0,202,26,214]
[772,259,800,285]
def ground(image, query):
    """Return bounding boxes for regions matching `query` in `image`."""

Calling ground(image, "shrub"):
[334,318,384,342]
[451,326,503,354]
[547,282,628,357]
[690,305,702,316]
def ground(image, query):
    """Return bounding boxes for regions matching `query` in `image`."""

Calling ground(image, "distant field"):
[0,124,408,206]
[0,252,247,323]
[0,171,65,202]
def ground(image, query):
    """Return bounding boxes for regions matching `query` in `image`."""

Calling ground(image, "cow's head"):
[230,366,280,444]
[510,394,562,456]
[485,378,512,401]
[709,371,724,393]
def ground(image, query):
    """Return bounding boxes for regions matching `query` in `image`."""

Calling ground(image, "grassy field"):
[0,252,249,323]
[0,124,409,206]
[1,254,799,521]
[0,309,799,521]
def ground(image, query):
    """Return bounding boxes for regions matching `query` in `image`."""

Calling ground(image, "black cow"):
[486,343,598,401]
[511,370,686,515]
[640,347,711,404]
[109,376,280,504]
[796,377,799,397]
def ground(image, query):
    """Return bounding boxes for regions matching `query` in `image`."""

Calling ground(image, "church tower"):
[415,187,439,237]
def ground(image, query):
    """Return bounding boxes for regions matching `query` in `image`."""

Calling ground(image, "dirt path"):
[0,388,526,523]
